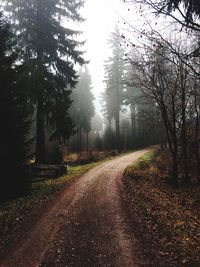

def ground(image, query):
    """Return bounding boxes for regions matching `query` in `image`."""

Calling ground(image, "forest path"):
[1,148,153,267]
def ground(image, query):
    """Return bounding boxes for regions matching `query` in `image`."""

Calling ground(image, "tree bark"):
[79,125,82,152]
[35,100,46,163]
[115,112,120,152]
[160,112,165,150]
[131,104,136,148]
[194,88,200,181]
[86,131,89,153]
[180,67,190,185]
[76,127,79,152]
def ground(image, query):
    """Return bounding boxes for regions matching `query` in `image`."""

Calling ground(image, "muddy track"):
[0,148,152,267]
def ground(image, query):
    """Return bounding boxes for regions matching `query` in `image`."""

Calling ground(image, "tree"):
[70,67,94,151]
[128,38,194,186]
[157,0,200,29]
[185,70,200,181]
[123,0,200,185]
[103,27,126,151]
[0,13,31,200]
[130,0,200,31]
[90,114,103,150]
[103,127,116,150]
[124,58,143,148]
[3,0,85,163]
[121,50,162,149]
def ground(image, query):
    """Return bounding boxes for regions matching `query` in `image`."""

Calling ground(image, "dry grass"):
[65,150,119,165]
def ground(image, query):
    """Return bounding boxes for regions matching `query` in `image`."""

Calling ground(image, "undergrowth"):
[123,150,200,267]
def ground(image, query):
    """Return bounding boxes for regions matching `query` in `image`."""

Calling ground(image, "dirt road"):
[1,148,152,267]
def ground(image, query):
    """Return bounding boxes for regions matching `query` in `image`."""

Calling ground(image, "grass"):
[64,150,120,165]
[0,162,100,215]
[0,149,130,256]
[133,150,155,166]
[0,150,130,219]
[29,163,99,197]
[0,161,100,258]
[123,150,156,180]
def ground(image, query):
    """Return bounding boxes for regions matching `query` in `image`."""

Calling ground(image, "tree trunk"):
[181,71,190,185]
[160,101,179,187]
[131,104,136,148]
[76,127,79,152]
[86,131,89,152]
[160,112,165,150]
[35,100,46,163]
[79,126,82,152]
[194,128,200,182]
[123,127,127,152]
[182,143,190,185]
[115,112,120,152]
[181,135,190,185]
[194,91,200,181]
[171,129,179,187]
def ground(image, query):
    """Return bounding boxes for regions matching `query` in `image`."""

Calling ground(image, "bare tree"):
[128,42,192,186]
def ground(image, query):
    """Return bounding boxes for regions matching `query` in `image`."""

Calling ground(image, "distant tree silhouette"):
[103,27,126,151]
[70,68,95,151]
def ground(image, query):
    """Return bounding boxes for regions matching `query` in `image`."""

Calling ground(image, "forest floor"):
[123,150,200,266]
[0,148,152,267]
[1,147,198,267]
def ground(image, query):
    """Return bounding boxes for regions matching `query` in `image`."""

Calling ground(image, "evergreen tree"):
[158,0,200,21]
[124,60,141,148]
[3,0,85,163]
[103,27,126,151]
[70,67,95,151]
[0,13,31,200]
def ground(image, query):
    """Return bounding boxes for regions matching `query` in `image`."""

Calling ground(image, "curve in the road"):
[1,148,152,267]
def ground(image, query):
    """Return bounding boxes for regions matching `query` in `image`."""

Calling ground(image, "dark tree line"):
[0,13,31,199]
[0,1,86,200]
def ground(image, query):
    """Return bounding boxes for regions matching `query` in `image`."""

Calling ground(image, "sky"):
[80,0,130,114]
[79,0,176,115]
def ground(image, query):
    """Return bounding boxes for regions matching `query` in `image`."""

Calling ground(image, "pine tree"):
[3,0,85,163]
[0,13,31,200]
[103,27,126,151]
[70,67,94,151]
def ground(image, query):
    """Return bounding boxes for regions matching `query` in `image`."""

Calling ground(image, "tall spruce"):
[0,13,31,200]
[3,0,85,163]
[103,27,126,151]
[70,67,94,151]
